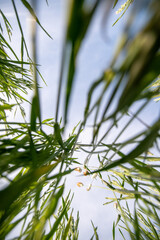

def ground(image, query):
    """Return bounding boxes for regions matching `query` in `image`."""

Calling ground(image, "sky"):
[1,0,160,239]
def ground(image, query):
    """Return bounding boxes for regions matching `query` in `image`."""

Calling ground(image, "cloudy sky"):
[1,0,160,239]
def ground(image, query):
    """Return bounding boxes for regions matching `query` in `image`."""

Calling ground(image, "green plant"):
[0,1,79,239]
[58,0,160,238]
[0,0,160,239]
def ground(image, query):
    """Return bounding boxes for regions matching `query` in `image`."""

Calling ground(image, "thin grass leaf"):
[20,0,52,39]
[147,217,160,240]
[115,214,121,226]
[138,156,160,162]
[113,0,119,8]
[91,220,99,240]
[92,119,160,174]
[33,185,64,239]
[0,10,12,40]
[118,228,126,240]
[112,221,115,240]
[30,95,39,131]
[61,214,72,240]
[54,123,64,149]
[44,202,69,240]
[57,0,99,124]
[134,207,140,240]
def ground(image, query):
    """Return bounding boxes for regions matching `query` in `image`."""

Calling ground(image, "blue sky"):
[1,0,160,239]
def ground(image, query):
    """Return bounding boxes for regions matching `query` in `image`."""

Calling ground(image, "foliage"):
[0,0,160,239]
[0,0,79,239]
[58,0,160,239]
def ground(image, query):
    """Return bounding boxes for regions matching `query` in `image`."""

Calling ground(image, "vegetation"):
[0,0,160,239]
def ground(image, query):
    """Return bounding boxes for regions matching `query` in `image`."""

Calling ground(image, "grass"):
[0,0,160,239]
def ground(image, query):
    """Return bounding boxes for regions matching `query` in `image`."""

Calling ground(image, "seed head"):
[77,182,84,187]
